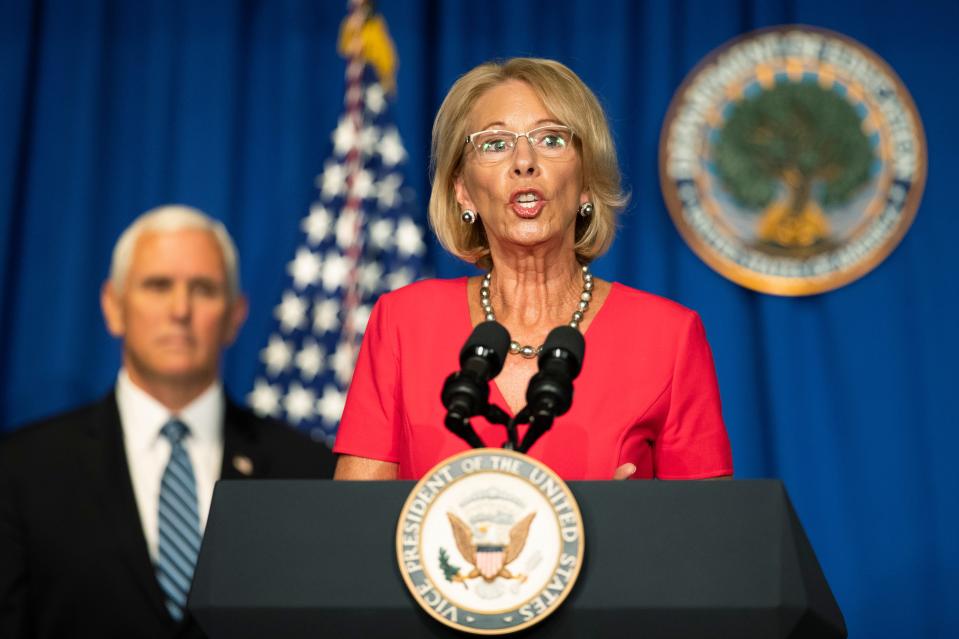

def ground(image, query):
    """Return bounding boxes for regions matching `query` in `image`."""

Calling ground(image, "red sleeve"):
[653,312,734,479]
[332,295,403,462]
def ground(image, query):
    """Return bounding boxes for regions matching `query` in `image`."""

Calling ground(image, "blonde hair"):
[110,204,241,298]
[429,58,627,269]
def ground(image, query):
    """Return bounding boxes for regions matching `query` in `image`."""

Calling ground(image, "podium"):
[189,480,845,638]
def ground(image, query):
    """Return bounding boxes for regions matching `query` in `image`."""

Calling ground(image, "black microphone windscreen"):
[540,326,585,375]
[461,320,511,375]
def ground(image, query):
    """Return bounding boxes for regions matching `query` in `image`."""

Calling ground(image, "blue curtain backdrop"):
[1,1,956,636]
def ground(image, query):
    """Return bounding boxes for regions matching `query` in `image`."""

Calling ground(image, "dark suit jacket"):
[0,391,336,639]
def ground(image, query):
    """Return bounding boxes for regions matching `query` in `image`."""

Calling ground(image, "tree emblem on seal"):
[713,81,875,249]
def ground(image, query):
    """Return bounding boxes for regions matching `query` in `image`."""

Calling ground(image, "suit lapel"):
[81,393,174,625]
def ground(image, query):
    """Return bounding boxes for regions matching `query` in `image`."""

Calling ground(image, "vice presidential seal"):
[395,448,584,635]
[660,26,926,296]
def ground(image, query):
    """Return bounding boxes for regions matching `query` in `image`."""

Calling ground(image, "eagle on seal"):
[447,511,536,583]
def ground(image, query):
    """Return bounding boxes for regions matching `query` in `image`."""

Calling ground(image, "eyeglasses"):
[465,125,575,165]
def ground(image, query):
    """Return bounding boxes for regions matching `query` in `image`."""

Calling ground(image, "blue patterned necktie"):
[156,419,201,621]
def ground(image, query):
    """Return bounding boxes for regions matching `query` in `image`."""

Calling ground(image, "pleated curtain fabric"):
[1,3,957,637]
[156,419,201,621]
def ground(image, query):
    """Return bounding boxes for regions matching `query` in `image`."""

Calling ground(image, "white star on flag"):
[302,204,332,245]
[332,116,357,157]
[376,173,402,209]
[319,161,348,200]
[395,217,426,257]
[387,267,415,291]
[335,207,361,249]
[274,291,308,333]
[365,84,386,114]
[295,338,326,382]
[312,298,341,334]
[368,218,394,250]
[287,247,322,290]
[330,343,358,386]
[317,385,347,426]
[247,379,281,417]
[377,128,407,166]
[358,261,383,293]
[353,304,373,334]
[283,382,317,425]
[357,125,380,156]
[321,251,351,292]
[260,335,294,376]
[350,168,375,199]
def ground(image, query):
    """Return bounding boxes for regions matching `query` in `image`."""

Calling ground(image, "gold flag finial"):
[338,0,398,93]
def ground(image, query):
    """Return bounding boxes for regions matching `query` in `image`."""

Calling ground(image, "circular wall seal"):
[659,26,926,296]
[395,448,585,635]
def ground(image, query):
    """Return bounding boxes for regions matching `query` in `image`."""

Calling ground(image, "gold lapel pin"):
[232,454,254,476]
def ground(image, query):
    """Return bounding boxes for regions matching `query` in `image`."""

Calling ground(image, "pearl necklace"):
[480,265,593,358]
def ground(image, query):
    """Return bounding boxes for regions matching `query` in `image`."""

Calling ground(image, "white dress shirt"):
[116,369,224,562]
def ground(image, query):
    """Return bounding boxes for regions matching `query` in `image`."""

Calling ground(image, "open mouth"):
[510,189,546,217]
[514,191,540,209]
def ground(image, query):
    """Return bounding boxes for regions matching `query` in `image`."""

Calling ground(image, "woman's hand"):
[613,463,636,480]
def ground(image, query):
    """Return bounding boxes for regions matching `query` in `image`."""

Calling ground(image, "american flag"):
[247,1,427,447]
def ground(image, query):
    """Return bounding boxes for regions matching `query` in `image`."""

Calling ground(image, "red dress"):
[333,278,733,480]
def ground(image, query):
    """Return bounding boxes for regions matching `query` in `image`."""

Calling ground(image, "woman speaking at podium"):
[333,58,732,481]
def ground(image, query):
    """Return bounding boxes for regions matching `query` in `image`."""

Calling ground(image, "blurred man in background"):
[0,205,335,639]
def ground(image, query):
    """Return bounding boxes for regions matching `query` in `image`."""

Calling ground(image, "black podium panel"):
[189,480,845,638]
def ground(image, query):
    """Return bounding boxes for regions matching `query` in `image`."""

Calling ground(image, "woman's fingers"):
[613,463,637,480]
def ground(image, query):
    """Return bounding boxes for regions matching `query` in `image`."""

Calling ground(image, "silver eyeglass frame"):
[464,125,575,162]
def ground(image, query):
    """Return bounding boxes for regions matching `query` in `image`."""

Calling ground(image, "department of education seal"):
[395,448,585,635]
[660,26,926,296]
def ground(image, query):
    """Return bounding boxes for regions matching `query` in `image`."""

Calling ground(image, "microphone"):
[517,326,585,453]
[441,321,510,448]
